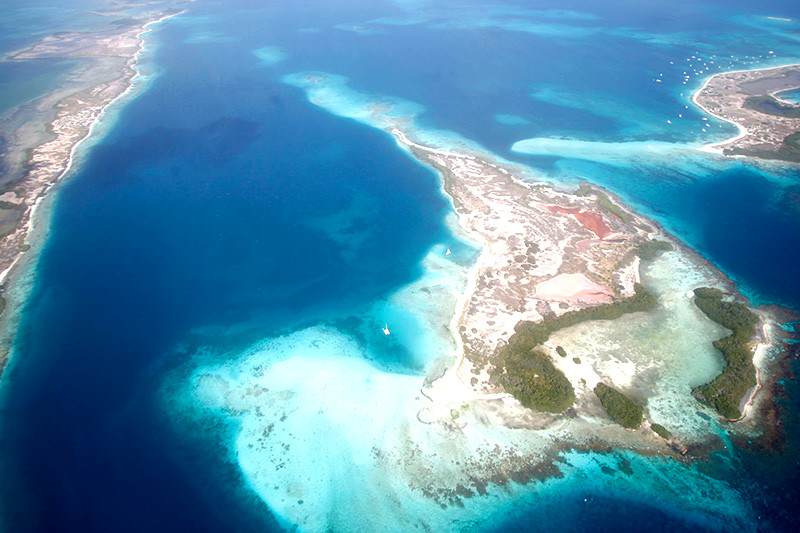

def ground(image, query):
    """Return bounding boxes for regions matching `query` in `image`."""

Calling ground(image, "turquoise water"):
[1,0,800,531]
[779,87,800,104]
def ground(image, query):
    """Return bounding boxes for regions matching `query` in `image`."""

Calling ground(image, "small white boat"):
[445,247,452,257]
[382,323,391,336]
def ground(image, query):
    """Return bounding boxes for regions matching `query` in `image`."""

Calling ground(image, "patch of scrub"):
[253,46,287,66]
[494,113,530,126]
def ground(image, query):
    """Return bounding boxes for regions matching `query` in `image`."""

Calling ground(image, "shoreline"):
[0,10,181,285]
[692,62,800,157]
[0,11,183,374]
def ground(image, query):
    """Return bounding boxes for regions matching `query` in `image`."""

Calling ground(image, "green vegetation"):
[576,182,631,222]
[692,287,759,420]
[497,349,575,413]
[594,383,643,429]
[507,284,656,350]
[636,240,672,261]
[773,131,800,163]
[556,346,567,358]
[726,131,800,164]
[494,284,658,413]
[650,423,672,440]
[572,357,581,364]
[0,204,24,239]
[744,95,800,118]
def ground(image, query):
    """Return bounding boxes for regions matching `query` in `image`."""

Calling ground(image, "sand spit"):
[693,63,800,160]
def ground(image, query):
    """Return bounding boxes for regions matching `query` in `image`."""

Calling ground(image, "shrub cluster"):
[636,240,673,261]
[650,423,672,440]
[594,383,643,429]
[497,350,576,413]
[692,287,759,419]
[508,284,656,351]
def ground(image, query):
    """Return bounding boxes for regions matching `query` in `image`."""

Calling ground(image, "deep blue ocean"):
[1,0,800,531]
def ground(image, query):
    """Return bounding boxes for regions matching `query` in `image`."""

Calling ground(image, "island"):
[594,383,644,429]
[694,63,800,162]
[0,6,184,370]
[392,129,765,426]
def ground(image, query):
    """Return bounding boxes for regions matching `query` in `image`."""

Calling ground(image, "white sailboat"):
[382,323,391,336]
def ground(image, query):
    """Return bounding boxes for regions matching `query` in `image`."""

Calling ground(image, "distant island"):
[694,63,800,162]
[0,8,182,370]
